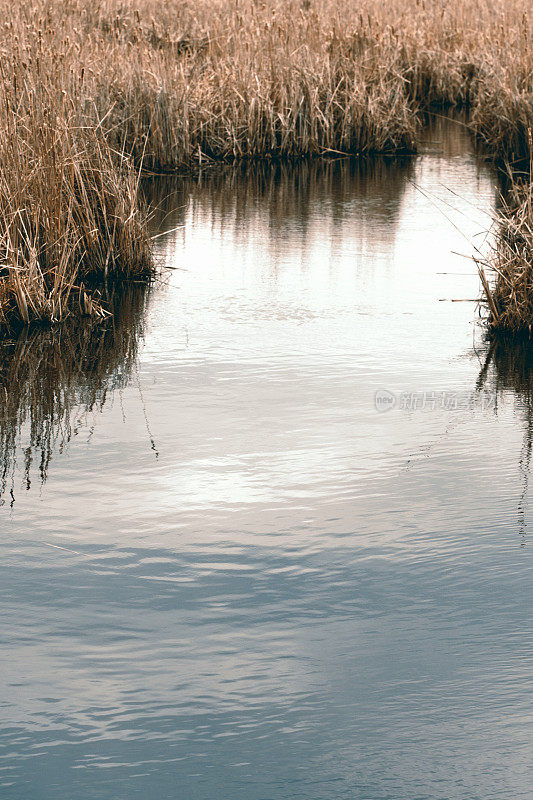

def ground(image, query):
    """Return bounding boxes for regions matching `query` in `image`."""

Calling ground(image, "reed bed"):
[479,176,533,333]
[0,0,531,329]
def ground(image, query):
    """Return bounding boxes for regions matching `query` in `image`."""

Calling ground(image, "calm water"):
[1,120,531,799]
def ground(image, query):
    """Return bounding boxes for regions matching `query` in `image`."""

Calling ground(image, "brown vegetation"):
[0,0,530,328]
[478,171,533,334]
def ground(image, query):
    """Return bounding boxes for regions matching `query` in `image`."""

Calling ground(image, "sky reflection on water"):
[0,119,531,800]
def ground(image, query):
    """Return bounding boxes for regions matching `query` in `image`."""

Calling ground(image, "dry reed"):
[478,174,533,333]
[0,0,531,328]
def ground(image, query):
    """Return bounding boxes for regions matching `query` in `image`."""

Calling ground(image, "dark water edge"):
[0,117,531,800]
[0,284,150,501]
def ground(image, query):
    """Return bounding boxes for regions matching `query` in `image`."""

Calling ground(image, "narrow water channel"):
[0,118,531,800]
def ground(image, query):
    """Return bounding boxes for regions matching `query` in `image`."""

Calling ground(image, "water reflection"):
[146,154,415,236]
[477,337,533,540]
[1,122,531,800]
[0,117,494,503]
[0,284,149,501]
[480,336,533,397]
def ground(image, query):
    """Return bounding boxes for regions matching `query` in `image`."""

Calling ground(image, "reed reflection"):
[144,154,416,259]
[0,284,150,501]
[477,337,533,540]
[1,156,416,503]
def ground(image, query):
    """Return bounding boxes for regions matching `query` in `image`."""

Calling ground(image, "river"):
[0,117,531,800]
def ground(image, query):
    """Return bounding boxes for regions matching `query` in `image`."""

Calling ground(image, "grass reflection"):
[478,337,533,541]
[0,283,150,501]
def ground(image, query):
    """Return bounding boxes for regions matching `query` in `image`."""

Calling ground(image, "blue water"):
[0,119,531,799]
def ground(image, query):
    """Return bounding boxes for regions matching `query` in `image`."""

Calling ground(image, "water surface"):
[0,119,531,800]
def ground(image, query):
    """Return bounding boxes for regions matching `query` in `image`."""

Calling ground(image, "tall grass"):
[0,15,151,327]
[0,0,531,328]
[479,175,533,333]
